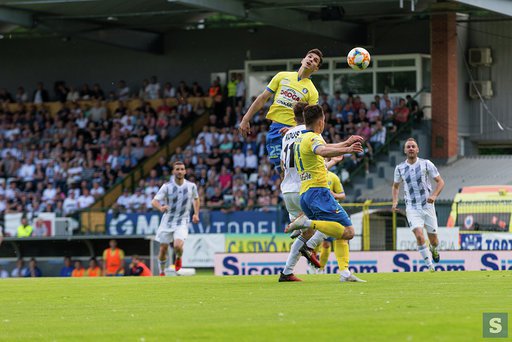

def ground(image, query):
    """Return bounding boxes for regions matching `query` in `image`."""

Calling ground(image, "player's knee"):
[342,227,354,240]
[322,241,331,248]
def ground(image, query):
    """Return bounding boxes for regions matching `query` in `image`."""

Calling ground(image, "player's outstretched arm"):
[315,142,363,158]
[339,135,364,147]
[239,89,273,137]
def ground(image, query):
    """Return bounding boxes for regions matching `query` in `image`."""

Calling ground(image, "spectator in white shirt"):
[18,159,36,182]
[129,188,146,211]
[233,148,245,169]
[145,76,161,100]
[116,189,132,210]
[162,82,176,98]
[90,181,105,199]
[42,183,57,202]
[143,128,158,147]
[63,191,79,216]
[77,188,95,209]
[245,149,258,173]
[370,120,387,151]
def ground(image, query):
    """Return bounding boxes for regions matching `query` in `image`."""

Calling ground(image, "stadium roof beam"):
[0,6,34,27]
[77,28,164,54]
[168,0,367,43]
[453,0,512,17]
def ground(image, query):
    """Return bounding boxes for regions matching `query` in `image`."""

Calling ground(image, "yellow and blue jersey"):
[327,171,344,195]
[265,71,319,126]
[294,130,328,194]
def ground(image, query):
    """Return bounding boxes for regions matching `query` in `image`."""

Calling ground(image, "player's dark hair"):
[293,102,307,124]
[173,161,185,170]
[303,104,324,127]
[307,48,323,67]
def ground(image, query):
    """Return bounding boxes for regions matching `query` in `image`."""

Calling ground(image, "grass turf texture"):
[1,271,510,341]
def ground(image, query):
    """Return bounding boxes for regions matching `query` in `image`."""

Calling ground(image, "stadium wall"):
[0,22,429,94]
[462,20,512,147]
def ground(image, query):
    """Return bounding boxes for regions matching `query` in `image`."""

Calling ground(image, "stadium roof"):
[0,0,509,53]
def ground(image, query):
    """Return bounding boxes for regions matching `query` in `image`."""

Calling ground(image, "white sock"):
[283,236,306,275]
[341,269,351,278]
[306,231,327,249]
[418,243,433,267]
[303,219,312,228]
[158,259,167,273]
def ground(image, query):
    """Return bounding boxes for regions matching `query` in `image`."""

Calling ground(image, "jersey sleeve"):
[330,173,343,194]
[311,135,326,154]
[393,166,402,183]
[266,72,284,93]
[426,160,440,178]
[192,184,199,199]
[154,184,167,201]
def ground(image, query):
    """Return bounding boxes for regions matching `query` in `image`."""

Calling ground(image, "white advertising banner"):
[214,250,512,275]
[182,234,225,267]
[396,227,460,250]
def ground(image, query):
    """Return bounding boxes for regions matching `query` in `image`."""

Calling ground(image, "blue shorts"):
[300,187,352,227]
[266,122,292,170]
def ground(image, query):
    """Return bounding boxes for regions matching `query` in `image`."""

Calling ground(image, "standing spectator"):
[91,83,105,100]
[17,216,33,237]
[146,76,161,100]
[162,82,176,98]
[117,80,130,100]
[103,239,125,276]
[406,94,421,122]
[245,149,258,174]
[10,258,28,277]
[24,258,42,277]
[393,98,410,128]
[32,82,50,104]
[71,260,85,277]
[67,85,80,102]
[59,256,74,277]
[227,74,237,108]
[370,120,387,151]
[15,86,28,103]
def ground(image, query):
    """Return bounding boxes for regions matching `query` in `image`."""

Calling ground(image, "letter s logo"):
[489,318,503,334]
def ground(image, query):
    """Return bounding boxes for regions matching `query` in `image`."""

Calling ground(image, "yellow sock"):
[320,245,330,268]
[311,220,345,239]
[314,245,321,254]
[334,239,350,271]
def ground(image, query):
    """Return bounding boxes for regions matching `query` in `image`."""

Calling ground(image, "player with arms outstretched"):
[239,49,323,171]
[284,104,365,282]
[152,161,200,275]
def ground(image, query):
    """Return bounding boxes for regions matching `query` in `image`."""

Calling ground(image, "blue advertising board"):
[106,210,283,235]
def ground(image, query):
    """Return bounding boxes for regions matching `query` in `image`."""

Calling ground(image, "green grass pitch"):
[1,271,510,341]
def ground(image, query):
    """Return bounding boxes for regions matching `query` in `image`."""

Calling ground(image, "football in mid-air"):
[347,47,371,71]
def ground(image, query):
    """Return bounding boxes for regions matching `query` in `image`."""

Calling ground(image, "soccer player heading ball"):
[239,49,323,173]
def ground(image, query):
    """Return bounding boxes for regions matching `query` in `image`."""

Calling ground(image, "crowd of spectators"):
[0,76,420,218]
[114,88,420,213]
[0,77,219,225]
